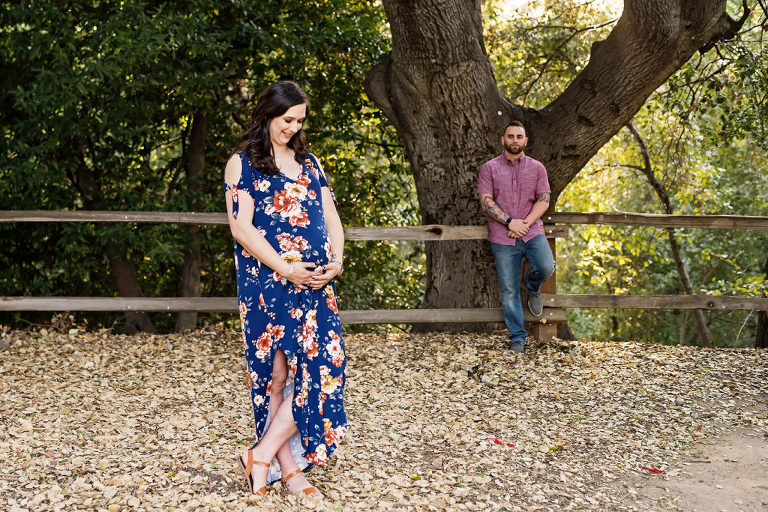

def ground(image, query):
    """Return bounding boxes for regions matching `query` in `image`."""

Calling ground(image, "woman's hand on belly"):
[308,264,341,290]
[285,261,318,290]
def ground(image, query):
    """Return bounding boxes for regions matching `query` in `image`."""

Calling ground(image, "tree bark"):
[105,241,157,334]
[626,122,712,347]
[365,0,746,330]
[756,253,768,348]
[175,111,206,333]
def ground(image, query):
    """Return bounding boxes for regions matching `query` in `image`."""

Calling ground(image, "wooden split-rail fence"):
[2,210,767,339]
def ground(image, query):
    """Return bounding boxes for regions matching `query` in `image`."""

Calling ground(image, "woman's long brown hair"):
[236,81,310,175]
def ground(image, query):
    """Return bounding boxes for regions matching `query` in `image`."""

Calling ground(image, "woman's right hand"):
[284,261,317,290]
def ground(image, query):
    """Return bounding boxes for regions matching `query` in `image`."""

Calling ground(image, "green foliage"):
[664,4,768,151]
[484,0,618,107]
[557,3,768,346]
[316,108,425,330]
[1,0,424,332]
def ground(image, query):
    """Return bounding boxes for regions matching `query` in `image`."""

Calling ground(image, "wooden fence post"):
[525,237,558,342]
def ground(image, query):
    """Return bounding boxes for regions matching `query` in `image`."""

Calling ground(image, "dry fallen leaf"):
[0,328,765,511]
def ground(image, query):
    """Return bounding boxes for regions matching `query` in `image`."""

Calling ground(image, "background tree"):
[364,0,750,330]
[556,0,768,345]
[624,121,712,347]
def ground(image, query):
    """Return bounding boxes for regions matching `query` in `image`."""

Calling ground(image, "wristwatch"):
[505,217,512,227]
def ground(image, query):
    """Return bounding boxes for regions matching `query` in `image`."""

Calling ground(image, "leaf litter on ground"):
[0,327,766,511]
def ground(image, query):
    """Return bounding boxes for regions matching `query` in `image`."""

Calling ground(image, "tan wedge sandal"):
[235,450,271,496]
[281,468,323,499]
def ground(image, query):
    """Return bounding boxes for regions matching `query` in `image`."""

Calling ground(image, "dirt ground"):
[1,328,766,511]
[623,429,768,511]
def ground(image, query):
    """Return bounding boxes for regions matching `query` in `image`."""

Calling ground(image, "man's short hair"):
[504,120,526,136]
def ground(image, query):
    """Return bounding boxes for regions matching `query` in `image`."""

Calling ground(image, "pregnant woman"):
[223,81,346,499]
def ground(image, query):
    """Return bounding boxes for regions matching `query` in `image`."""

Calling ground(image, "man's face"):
[502,126,527,155]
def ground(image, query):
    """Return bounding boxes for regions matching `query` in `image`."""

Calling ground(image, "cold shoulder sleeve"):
[224,153,255,219]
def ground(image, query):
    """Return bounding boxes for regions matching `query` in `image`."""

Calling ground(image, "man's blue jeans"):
[491,235,555,343]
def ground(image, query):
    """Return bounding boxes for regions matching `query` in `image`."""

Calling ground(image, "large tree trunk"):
[365,0,746,330]
[365,1,523,331]
[175,111,206,333]
[757,253,768,348]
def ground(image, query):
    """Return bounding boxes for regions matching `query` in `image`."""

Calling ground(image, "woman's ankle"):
[244,446,272,466]
[278,461,300,478]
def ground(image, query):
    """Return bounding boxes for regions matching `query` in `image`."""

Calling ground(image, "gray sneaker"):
[510,340,525,353]
[528,293,543,317]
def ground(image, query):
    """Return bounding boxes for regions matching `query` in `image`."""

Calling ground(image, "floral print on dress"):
[224,153,346,482]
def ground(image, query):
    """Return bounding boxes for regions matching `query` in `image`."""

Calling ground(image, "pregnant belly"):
[275,231,331,267]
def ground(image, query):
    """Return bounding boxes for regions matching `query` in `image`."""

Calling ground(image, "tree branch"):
[698,0,751,53]
[625,120,712,347]
[531,0,757,199]
[522,19,618,104]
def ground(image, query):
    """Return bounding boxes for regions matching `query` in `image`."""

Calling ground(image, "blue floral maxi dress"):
[225,153,347,483]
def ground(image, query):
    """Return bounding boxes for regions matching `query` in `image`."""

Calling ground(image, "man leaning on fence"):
[477,121,555,353]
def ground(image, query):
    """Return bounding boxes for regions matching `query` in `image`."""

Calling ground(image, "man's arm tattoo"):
[535,193,550,203]
[480,194,509,225]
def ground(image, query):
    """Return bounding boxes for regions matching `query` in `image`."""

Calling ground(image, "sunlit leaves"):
[483,0,618,107]
[556,8,768,345]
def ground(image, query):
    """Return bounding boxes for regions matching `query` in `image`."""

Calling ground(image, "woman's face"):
[269,103,307,148]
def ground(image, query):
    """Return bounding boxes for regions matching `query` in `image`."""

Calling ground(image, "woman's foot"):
[236,448,271,496]
[281,468,324,499]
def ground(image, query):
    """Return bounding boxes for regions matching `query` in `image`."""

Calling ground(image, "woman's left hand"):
[309,263,341,290]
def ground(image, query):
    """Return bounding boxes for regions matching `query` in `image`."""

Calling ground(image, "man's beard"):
[504,142,525,155]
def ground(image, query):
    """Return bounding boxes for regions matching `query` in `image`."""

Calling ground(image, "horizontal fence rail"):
[2,210,766,323]
[546,212,768,231]
[0,210,227,225]
[2,295,764,312]
[0,211,567,240]
[1,295,764,318]
[543,294,768,311]
[3,209,768,231]
[0,297,565,324]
